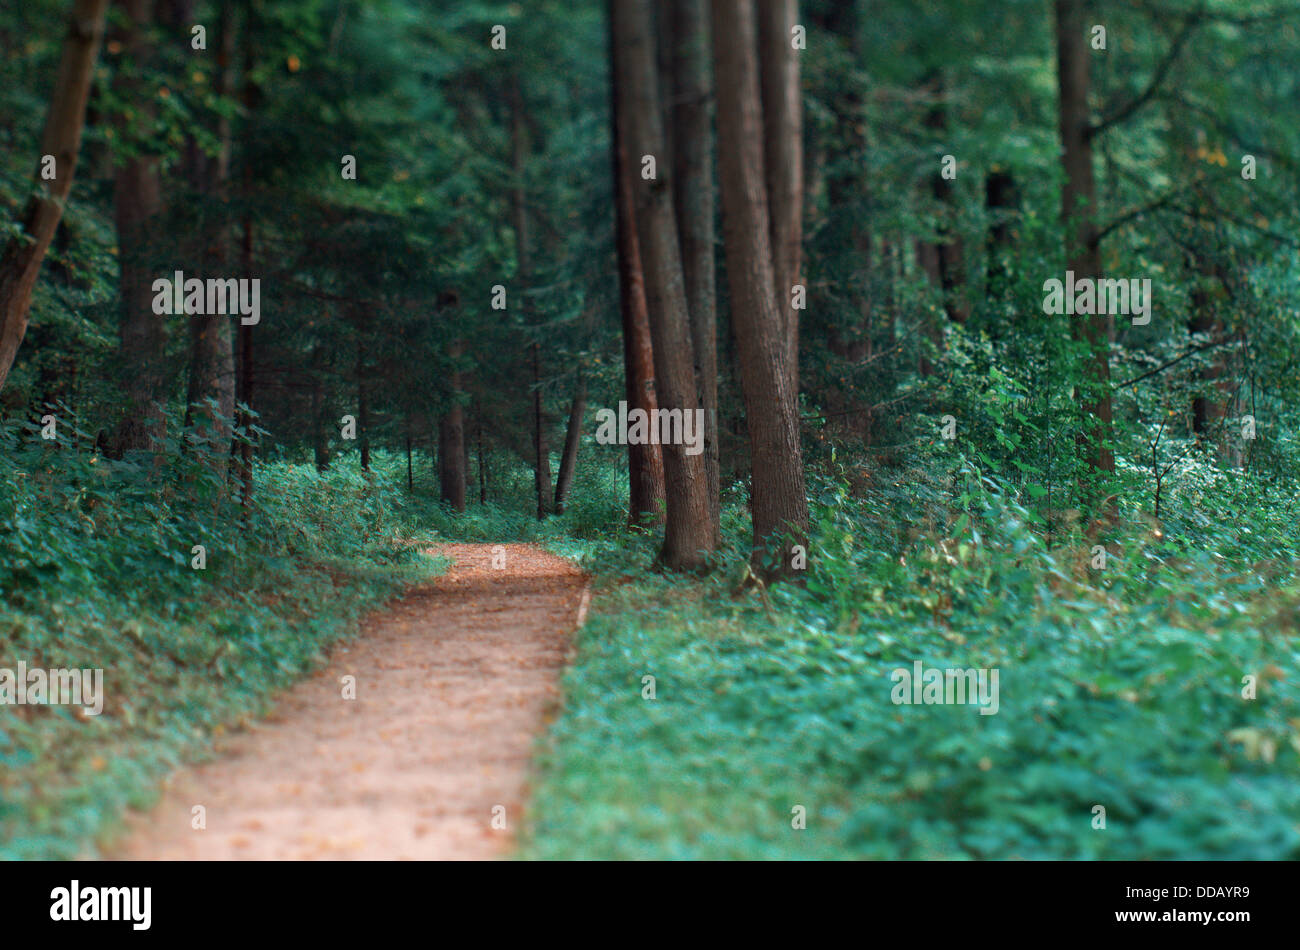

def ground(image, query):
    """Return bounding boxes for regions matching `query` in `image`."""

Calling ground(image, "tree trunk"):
[712,0,809,576]
[182,0,234,446]
[554,376,588,514]
[235,217,254,507]
[757,0,803,397]
[921,71,968,326]
[1056,0,1114,486]
[477,413,487,505]
[611,0,714,571]
[439,340,467,511]
[609,5,666,528]
[509,78,552,520]
[234,2,259,512]
[109,0,166,455]
[310,345,330,471]
[356,334,370,473]
[0,0,108,392]
[531,342,553,518]
[668,0,720,547]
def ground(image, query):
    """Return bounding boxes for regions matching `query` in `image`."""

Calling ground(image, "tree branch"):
[1114,340,1233,389]
[1089,6,1205,139]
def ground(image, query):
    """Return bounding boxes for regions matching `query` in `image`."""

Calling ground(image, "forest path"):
[107,543,589,860]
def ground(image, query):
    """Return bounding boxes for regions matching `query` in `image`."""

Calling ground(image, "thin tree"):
[510,76,553,519]
[554,375,588,514]
[1055,0,1114,491]
[609,5,666,527]
[440,333,467,511]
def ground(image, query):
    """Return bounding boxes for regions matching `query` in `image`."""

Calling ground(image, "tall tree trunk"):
[0,0,109,392]
[182,0,234,445]
[757,0,803,397]
[712,0,809,576]
[1056,0,1114,488]
[509,77,552,520]
[609,5,666,528]
[554,376,588,514]
[109,0,166,455]
[612,0,714,571]
[439,341,467,511]
[233,2,259,512]
[668,0,720,547]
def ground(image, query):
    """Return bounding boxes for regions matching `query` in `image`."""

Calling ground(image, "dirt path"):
[107,543,589,860]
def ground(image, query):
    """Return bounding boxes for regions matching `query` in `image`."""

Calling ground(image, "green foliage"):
[521,468,1300,859]
[0,412,446,859]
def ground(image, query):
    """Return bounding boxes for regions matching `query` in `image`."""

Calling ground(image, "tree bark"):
[669,0,720,547]
[234,7,258,511]
[108,0,167,455]
[356,331,370,472]
[921,71,968,326]
[310,345,330,471]
[554,376,588,514]
[531,342,553,518]
[609,4,666,528]
[439,340,467,511]
[477,412,487,505]
[757,0,803,397]
[712,0,809,576]
[182,0,235,446]
[612,0,714,570]
[1056,0,1114,485]
[0,0,109,392]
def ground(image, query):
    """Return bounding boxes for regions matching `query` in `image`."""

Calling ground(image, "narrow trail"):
[107,543,589,860]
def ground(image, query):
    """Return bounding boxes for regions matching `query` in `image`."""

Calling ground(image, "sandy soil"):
[106,543,588,860]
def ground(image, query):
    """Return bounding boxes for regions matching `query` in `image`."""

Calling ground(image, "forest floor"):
[105,543,589,860]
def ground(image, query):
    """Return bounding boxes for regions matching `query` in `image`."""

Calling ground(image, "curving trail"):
[107,543,588,860]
